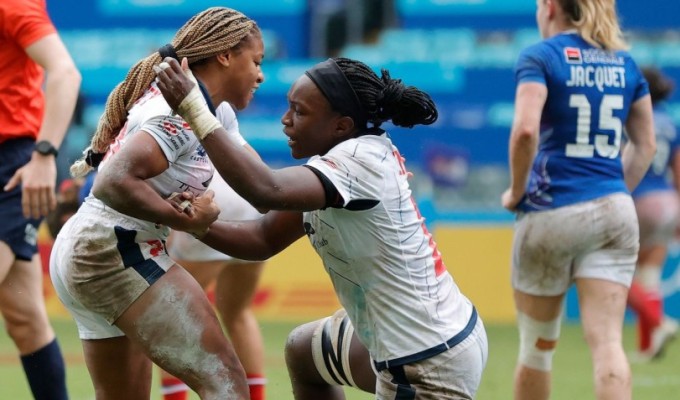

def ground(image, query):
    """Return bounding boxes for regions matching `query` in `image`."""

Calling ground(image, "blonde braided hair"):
[71,7,258,177]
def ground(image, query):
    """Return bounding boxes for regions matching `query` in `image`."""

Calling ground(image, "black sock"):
[20,339,68,400]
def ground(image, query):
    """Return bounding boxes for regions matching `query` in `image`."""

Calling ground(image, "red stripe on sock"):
[161,376,188,400]
[247,374,266,400]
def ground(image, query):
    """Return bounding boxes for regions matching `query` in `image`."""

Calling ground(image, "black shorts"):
[0,137,41,261]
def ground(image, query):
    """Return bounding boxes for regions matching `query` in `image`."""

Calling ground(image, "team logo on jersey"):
[320,157,338,169]
[564,47,582,64]
[161,118,183,136]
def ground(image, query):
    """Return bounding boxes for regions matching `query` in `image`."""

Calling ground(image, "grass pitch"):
[0,318,678,399]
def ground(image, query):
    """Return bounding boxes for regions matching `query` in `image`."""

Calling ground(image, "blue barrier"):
[48,0,309,57]
[397,0,535,15]
[396,0,680,30]
[97,0,306,17]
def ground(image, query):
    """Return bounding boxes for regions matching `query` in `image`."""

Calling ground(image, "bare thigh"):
[214,261,264,318]
[81,336,152,400]
[114,264,248,399]
[635,192,680,247]
[179,258,264,322]
[576,278,628,345]
[179,258,224,289]
[0,244,53,353]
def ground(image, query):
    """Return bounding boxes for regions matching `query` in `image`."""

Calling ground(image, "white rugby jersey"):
[85,83,246,237]
[304,133,475,364]
[167,103,263,262]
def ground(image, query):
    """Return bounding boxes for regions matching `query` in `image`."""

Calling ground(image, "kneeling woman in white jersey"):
[155,56,488,399]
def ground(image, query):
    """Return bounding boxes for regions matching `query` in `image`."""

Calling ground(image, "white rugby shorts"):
[50,204,175,339]
[512,193,639,296]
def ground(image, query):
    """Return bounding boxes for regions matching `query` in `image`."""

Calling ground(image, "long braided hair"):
[71,7,260,178]
[333,57,438,129]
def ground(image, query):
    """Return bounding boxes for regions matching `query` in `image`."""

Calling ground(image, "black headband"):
[305,59,367,127]
[157,43,216,116]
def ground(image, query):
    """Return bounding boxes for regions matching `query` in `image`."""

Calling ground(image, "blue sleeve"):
[671,121,680,153]
[515,45,547,85]
[629,59,650,102]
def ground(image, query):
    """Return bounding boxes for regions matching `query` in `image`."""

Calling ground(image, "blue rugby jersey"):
[514,32,649,212]
[632,105,680,198]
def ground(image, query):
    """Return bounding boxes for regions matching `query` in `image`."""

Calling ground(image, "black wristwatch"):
[34,140,59,157]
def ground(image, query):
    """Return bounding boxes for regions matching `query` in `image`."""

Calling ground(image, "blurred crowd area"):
[52,0,680,222]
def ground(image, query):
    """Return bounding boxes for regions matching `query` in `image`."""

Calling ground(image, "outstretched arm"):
[155,57,327,212]
[201,210,306,260]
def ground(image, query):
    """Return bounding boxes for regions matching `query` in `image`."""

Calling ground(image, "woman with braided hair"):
[49,7,264,399]
[155,55,488,399]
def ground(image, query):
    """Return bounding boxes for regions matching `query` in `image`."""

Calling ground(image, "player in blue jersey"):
[628,66,680,361]
[501,0,655,399]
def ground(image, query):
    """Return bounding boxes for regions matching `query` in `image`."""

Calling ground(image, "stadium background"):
[40,0,680,326]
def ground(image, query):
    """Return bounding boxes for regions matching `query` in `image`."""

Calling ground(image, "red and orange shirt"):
[0,0,56,143]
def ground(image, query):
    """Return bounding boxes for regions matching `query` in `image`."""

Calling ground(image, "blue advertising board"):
[97,0,305,16]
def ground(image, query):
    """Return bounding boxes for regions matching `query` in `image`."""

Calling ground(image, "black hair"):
[46,200,80,238]
[333,57,438,129]
[642,66,675,104]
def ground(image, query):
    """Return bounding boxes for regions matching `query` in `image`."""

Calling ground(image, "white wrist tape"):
[177,85,222,140]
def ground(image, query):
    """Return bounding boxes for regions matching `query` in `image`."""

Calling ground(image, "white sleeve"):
[139,114,198,164]
[306,145,383,207]
[216,102,247,147]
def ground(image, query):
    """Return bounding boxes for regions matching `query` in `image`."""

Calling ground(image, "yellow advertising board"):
[242,224,516,323]
[41,225,516,323]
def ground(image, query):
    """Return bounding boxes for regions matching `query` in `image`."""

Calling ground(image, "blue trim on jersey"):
[373,307,478,371]
[388,365,416,399]
[514,33,649,212]
[114,226,166,285]
[632,105,680,198]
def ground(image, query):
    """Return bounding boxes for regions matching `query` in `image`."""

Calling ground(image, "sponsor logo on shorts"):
[24,224,37,246]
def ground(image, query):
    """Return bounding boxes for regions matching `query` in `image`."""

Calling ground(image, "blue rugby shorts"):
[0,137,42,261]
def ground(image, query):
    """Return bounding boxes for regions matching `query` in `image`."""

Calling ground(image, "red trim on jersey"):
[410,197,446,277]
[394,147,447,277]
